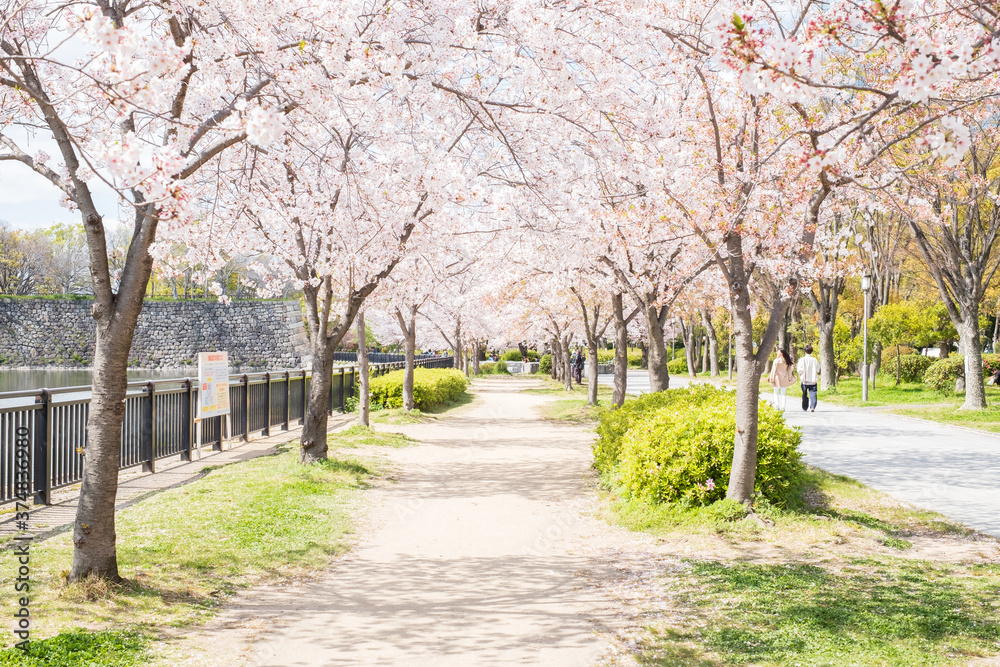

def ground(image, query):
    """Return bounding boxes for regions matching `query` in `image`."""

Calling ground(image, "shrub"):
[596,386,803,506]
[478,361,509,376]
[593,385,722,475]
[501,349,539,361]
[539,354,552,374]
[877,353,933,383]
[666,356,688,374]
[627,348,643,367]
[923,353,1000,391]
[496,359,508,374]
[368,368,467,410]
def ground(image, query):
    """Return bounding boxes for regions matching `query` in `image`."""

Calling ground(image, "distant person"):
[796,344,821,412]
[573,349,585,384]
[767,348,796,409]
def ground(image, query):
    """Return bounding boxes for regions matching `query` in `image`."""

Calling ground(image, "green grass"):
[0,428,397,657]
[0,630,149,666]
[653,558,1000,666]
[817,376,1000,407]
[526,379,614,422]
[330,425,418,447]
[601,466,998,665]
[889,404,1000,433]
[369,391,476,424]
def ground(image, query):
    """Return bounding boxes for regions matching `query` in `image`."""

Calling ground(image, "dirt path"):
[177,377,648,666]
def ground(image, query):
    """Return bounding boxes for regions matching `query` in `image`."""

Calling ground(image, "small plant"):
[539,354,552,374]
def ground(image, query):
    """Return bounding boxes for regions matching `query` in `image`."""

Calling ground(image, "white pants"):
[772,386,787,409]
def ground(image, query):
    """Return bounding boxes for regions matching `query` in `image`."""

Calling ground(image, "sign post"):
[195,351,231,457]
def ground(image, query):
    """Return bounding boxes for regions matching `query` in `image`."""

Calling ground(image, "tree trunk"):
[895,343,902,386]
[682,318,697,378]
[645,306,670,391]
[357,311,370,427]
[587,337,599,406]
[612,292,629,407]
[472,340,481,374]
[69,323,131,582]
[300,338,333,463]
[550,337,560,380]
[726,297,768,504]
[518,342,529,359]
[402,316,416,411]
[701,309,720,377]
[561,335,573,392]
[958,315,986,410]
[817,319,836,390]
[639,340,648,369]
[452,322,461,369]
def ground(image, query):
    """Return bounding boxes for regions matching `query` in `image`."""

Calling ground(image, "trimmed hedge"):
[666,357,688,374]
[478,361,509,375]
[877,353,933,383]
[501,349,539,361]
[923,353,1000,391]
[595,386,803,505]
[369,368,468,410]
[539,354,552,374]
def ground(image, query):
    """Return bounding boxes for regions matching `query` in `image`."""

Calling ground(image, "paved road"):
[600,370,1000,538]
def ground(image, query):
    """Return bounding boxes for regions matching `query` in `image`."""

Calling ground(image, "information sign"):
[197,351,230,418]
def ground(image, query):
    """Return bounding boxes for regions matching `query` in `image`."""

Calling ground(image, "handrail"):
[0,355,454,506]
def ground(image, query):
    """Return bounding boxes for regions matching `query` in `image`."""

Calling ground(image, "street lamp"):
[861,274,872,402]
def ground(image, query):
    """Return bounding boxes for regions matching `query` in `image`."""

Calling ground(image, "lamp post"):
[861,274,872,402]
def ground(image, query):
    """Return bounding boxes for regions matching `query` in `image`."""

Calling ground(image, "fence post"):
[32,390,51,506]
[264,372,272,437]
[141,381,155,473]
[182,379,193,461]
[242,374,250,441]
[284,371,291,430]
[301,370,308,424]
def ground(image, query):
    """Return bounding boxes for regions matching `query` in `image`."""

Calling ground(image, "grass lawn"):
[369,390,477,425]
[599,467,1000,666]
[0,426,414,665]
[889,404,1000,434]
[524,378,615,422]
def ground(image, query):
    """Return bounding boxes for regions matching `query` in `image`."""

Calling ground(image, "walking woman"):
[767,348,796,410]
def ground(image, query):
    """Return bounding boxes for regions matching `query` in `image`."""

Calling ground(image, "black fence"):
[0,356,453,506]
[332,351,439,364]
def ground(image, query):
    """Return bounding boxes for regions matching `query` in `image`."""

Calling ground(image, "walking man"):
[796,344,820,412]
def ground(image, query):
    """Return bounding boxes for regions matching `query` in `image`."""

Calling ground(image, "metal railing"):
[0,356,453,506]
[332,351,439,364]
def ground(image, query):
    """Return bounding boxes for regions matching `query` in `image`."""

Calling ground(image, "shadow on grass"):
[677,559,1000,665]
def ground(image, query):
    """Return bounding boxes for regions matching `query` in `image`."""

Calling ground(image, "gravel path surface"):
[181,377,648,666]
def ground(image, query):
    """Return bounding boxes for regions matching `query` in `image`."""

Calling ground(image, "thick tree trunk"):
[518,342,529,360]
[726,298,767,504]
[639,340,648,369]
[701,309,720,376]
[817,320,836,390]
[69,323,131,582]
[357,311,370,427]
[550,337,560,380]
[612,293,629,407]
[472,340,481,374]
[300,339,333,463]
[402,318,416,411]
[958,315,986,410]
[645,306,670,391]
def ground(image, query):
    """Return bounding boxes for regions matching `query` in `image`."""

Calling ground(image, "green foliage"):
[627,348,643,367]
[0,630,149,666]
[368,368,468,410]
[596,349,615,362]
[877,353,932,383]
[539,354,552,374]
[501,349,538,361]
[870,301,933,353]
[923,353,1000,390]
[666,356,688,374]
[596,386,803,506]
[703,498,749,522]
[478,361,509,375]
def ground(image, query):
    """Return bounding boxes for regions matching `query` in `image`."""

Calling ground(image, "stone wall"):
[0,298,311,370]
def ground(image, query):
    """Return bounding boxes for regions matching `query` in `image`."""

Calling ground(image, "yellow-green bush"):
[595,386,803,505]
[369,368,468,410]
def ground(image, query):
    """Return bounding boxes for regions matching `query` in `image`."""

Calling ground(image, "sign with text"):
[197,351,230,418]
